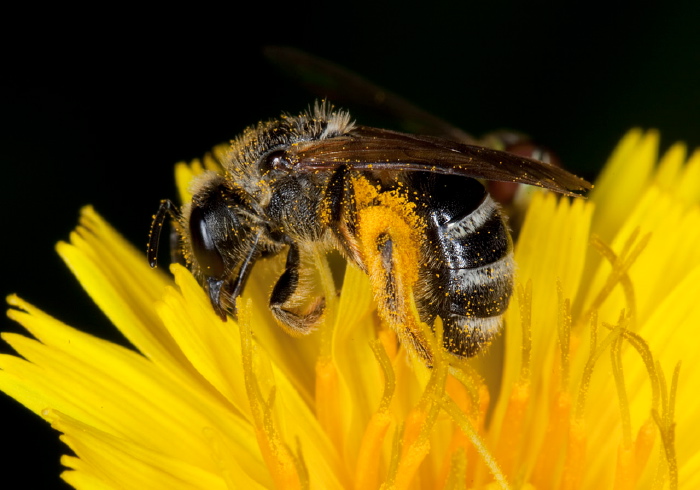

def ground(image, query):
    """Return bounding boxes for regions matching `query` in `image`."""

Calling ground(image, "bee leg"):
[148,199,181,268]
[374,234,433,364]
[326,166,355,223]
[324,166,362,263]
[269,243,325,335]
[169,226,187,267]
[221,236,264,319]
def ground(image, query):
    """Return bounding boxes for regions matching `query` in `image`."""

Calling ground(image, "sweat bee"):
[148,102,591,363]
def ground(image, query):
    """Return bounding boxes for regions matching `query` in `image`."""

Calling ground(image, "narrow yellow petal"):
[332,264,384,459]
[56,208,189,372]
[495,192,592,440]
[175,160,198,204]
[590,129,658,244]
[654,142,686,189]
[48,410,236,490]
[676,148,700,205]
[3,296,269,479]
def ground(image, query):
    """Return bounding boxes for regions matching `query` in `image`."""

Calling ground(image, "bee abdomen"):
[442,254,514,316]
[441,314,505,357]
[419,190,515,358]
[438,194,511,269]
[424,252,514,358]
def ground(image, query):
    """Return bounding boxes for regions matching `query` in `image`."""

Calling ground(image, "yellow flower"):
[2,129,699,489]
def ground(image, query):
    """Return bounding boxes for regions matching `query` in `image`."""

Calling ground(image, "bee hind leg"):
[373,234,433,364]
[269,243,325,335]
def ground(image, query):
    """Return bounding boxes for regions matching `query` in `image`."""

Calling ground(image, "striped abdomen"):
[413,174,514,358]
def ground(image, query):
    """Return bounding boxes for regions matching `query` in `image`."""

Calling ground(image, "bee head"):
[182,173,266,319]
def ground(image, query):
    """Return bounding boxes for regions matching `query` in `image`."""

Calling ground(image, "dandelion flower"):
[2,129,699,488]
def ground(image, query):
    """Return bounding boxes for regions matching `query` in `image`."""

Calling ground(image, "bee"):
[148,102,591,363]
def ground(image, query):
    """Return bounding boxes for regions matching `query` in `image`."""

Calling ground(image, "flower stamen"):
[557,282,573,389]
[575,313,621,420]
[440,395,510,490]
[611,330,633,447]
[651,363,680,490]
[389,318,447,489]
[586,228,650,322]
[354,340,396,490]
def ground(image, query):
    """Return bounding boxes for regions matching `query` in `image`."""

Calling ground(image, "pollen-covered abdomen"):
[411,173,514,358]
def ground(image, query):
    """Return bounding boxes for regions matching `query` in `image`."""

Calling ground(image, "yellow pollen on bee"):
[353,174,429,360]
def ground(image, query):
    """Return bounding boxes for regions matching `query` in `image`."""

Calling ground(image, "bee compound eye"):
[189,206,226,278]
[265,150,292,171]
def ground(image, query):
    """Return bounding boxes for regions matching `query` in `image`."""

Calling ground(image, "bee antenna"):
[147,199,181,268]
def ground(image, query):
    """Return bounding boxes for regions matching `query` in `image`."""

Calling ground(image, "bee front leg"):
[269,243,325,336]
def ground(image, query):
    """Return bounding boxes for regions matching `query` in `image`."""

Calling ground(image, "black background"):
[2,2,699,488]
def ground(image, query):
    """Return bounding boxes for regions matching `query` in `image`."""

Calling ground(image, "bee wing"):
[290,126,592,196]
[264,46,475,143]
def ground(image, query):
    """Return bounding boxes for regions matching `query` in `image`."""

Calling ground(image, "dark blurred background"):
[2,2,699,488]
